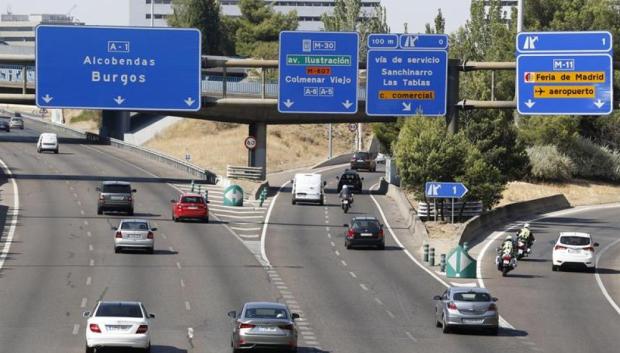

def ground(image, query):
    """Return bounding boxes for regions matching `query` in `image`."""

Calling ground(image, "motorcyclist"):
[339,185,353,209]
[517,223,535,250]
[500,234,515,257]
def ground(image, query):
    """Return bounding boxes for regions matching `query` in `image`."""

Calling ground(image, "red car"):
[171,193,209,223]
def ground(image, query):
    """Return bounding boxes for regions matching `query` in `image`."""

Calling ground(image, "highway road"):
[480,207,620,353]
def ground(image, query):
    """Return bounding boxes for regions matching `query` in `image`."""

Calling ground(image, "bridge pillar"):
[248,122,267,178]
[100,110,130,140]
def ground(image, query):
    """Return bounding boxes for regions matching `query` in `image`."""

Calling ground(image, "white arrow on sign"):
[184,97,195,106]
[283,99,294,108]
[594,99,605,108]
[42,94,53,103]
[402,102,412,111]
[225,188,242,203]
[342,100,353,109]
[114,96,125,105]
[524,99,535,108]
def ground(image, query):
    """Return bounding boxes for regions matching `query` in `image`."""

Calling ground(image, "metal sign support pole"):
[451,198,454,224]
[328,123,333,159]
[446,59,461,134]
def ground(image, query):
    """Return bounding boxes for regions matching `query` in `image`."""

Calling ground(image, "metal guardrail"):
[418,201,483,220]
[227,165,265,181]
[21,115,218,183]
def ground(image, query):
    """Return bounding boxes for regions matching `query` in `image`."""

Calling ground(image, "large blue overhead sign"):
[366,33,448,116]
[278,31,359,114]
[36,25,201,111]
[516,31,613,115]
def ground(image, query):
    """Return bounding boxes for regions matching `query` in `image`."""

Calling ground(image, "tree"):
[425,9,445,34]
[371,119,403,155]
[168,0,231,55]
[234,0,298,59]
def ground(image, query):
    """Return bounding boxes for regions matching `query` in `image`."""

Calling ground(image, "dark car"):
[337,170,363,193]
[344,216,385,250]
[0,117,10,132]
[350,151,376,172]
[97,181,136,215]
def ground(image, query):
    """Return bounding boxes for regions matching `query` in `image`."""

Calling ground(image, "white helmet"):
[505,234,513,240]
[342,185,349,190]
[523,223,530,229]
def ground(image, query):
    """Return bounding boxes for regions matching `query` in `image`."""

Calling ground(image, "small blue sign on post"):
[425,182,468,199]
[366,33,448,116]
[36,25,201,111]
[278,31,359,114]
[516,31,613,115]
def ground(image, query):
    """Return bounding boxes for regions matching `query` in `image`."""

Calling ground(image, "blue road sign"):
[278,31,359,114]
[366,33,448,116]
[425,182,468,199]
[36,25,201,111]
[516,31,613,115]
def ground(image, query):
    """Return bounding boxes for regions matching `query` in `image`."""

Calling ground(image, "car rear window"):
[96,303,143,318]
[102,184,131,193]
[120,221,149,231]
[453,292,491,302]
[342,174,358,181]
[181,196,204,203]
[354,152,369,159]
[352,220,380,232]
[245,308,288,319]
[560,236,590,246]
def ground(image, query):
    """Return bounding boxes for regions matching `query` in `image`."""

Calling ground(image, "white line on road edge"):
[360,283,368,291]
[180,279,185,288]
[405,331,418,342]
[86,276,92,286]
[368,182,516,329]
[0,158,19,273]
[72,324,80,335]
[595,238,620,316]
[349,271,357,278]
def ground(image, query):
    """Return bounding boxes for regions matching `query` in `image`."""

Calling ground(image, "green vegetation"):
[168,0,232,55]
[71,110,102,126]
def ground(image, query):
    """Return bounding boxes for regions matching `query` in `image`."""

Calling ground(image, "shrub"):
[519,115,580,149]
[527,145,574,181]
[564,137,620,181]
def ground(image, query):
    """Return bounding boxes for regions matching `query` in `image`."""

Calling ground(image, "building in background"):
[0,13,83,46]
[128,0,382,30]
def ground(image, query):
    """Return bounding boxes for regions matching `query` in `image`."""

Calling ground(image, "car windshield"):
[354,152,369,159]
[102,184,131,193]
[181,196,204,203]
[120,221,149,231]
[453,292,491,302]
[342,174,358,181]
[352,220,380,232]
[96,303,143,318]
[245,307,288,319]
[560,236,591,246]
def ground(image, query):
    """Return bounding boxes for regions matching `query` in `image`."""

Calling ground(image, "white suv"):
[552,232,599,272]
[37,132,58,153]
[84,301,154,353]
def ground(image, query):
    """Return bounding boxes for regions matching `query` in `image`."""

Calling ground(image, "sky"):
[0,0,473,34]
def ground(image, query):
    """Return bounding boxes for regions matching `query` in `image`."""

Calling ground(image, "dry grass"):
[499,180,620,207]
[145,119,368,176]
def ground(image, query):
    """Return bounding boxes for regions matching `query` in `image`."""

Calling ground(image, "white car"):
[552,232,599,272]
[113,219,156,254]
[375,153,388,164]
[291,173,326,205]
[37,132,58,153]
[84,301,154,353]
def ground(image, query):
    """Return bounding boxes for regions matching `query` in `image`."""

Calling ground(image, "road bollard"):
[204,189,209,202]
[463,242,469,251]
[259,188,268,207]
[440,254,446,272]
[429,248,435,266]
[190,180,195,193]
[198,185,202,194]
[423,244,429,262]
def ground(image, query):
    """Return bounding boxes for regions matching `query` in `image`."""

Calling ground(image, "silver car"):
[9,117,24,129]
[433,287,499,335]
[113,219,156,254]
[228,302,299,352]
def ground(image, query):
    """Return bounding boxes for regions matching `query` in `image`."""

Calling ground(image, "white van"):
[291,173,326,205]
[37,133,59,154]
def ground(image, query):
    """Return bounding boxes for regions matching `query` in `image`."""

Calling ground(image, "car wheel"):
[289,348,297,353]
[552,265,559,272]
[442,315,450,334]
[115,247,120,254]
[346,241,352,250]
[148,247,154,254]
[203,216,209,223]
[490,326,499,335]
[144,344,151,353]
[128,208,134,216]
[320,198,324,206]
[377,243,385,250]
[435,317,442,328]
[37,148,41,153]
[54,148,58,154]
[85,345,94,353]
[588,266,596,273]
[292,199,296,205]
[97,207,102,215]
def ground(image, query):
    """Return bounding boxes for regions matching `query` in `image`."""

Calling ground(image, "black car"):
[344,216,385,250]
[0,117,10,132]
[337,170,363,193]
[96,181,136,215]
[350,151,376,172]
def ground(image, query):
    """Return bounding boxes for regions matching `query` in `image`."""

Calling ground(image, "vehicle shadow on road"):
[518,258,549,263]
[595,267,620,274]
[93,346,187,353]
[349,246,404,251]
[449,327,528,337]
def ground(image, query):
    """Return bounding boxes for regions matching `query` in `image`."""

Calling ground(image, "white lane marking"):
[86,231,92,237]
[595,237,620,316]
[187,327,194,340]
[80,297,87,308]
[80,209,85,215]
[211,209,265,215]
[405,331,418,342]
[185,301,191,311]
[83,220,88,226]
[260,180,289,268]
[176,262,182,269]
[231,227,263,231]
[169,246,175,252]
[0,158,19,273]
[161,233,167,239]
[450,282,477,287]
[360,284,369,291]
[280,290,293,295]
[73,193,78,198]
[86,276,92,286]
[330,241,335,247]
[386,310,395,318]
[327,233,332,238]
[77,200,82,206]
[298,326,311,331]
[349,272,357,278]
[375,297,384,305]
[335,250,340,256]
[277,285,288,290]
[325,227,330,231]
[341,260,347,267]
[216,214,264,219]
[88,244,93,251]
[72,324,79,335]
[89,259,94,266]
[180,279,185,288]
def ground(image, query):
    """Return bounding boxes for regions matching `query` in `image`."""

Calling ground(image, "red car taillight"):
[278,324,294,330]
[239,323,255,329]
[502,255,511,261]
[583,246,595,252]
[346,229,354,238]
[89,324,101,333]
[147,231,154,239]
[554,245,567,251]
[378,229,384,238]
[488,303,497,311]
[447,302,457,310]
[115,231,122,238]
[136,325,148,334]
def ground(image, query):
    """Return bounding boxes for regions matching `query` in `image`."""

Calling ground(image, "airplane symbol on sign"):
[535,87,545,95]
[523,36,539,50]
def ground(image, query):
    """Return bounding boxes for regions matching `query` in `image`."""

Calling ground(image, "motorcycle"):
[495,248,517,276]
[516,238,533,260]
[342,198,350,213]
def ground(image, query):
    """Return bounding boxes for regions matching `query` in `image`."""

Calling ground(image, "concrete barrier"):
[311,153,353,169]
[386,184,430,248]
[458,194,571,245]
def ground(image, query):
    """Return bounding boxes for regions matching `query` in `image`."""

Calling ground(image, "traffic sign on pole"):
[425,181,468,199]
[36,25,201,111]
[244,136,257,150]
[516,31,613,116]
[223,185,244,207]
[366,33,449,116]
[278,31,359,114]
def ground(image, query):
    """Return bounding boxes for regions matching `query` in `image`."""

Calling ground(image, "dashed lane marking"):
[341,260,347,267]
[360,284,368,291]
[180,279,185,288]
[89,259,94,266]
[80,297,87,308]
[405,331,417,342]
[72,324,79,335]
[185,301,191,311]
[330,241,335,247]
[83,220,88,226]
[88,244,93,251]
[86,277,92,286]
[335,250,340,256]
[386,310,395,319]
[86,231,92,237]
[349,272,357,278]
[176,262,182,269]
[80,210,85,215]
[375,298,384,305]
